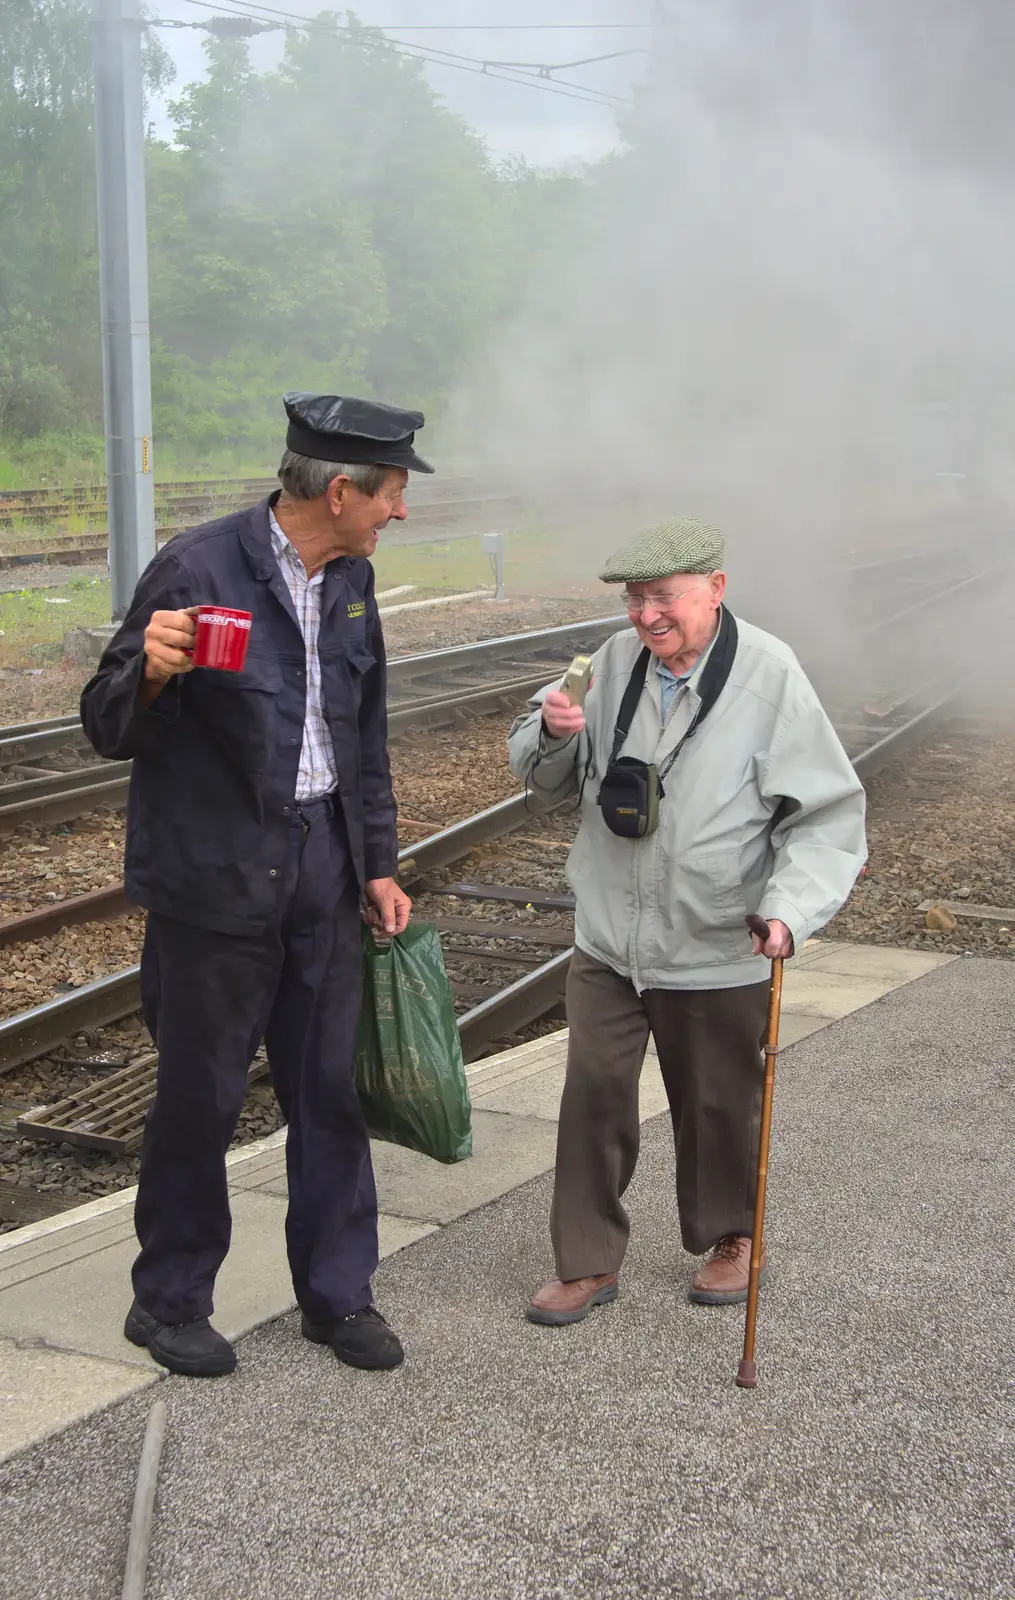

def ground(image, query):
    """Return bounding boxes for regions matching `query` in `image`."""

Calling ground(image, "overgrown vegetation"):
[0,2,588,478]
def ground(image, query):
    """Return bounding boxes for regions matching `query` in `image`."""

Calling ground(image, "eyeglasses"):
[621,583,703,615]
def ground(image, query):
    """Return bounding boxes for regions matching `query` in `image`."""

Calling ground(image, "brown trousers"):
[551,946,769,1279]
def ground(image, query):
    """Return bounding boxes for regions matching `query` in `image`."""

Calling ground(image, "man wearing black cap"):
[80,394,433,1378]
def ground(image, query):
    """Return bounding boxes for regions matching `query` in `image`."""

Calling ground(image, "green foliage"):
[0,0,99,436]
[0,2,589,465]
[0,574,110,667]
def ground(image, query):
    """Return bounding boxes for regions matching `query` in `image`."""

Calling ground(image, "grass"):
[372,536,496,594]
[373,526,605,599]
[0,437,276,491]
[0,525,609,668]
[0,577,111,668]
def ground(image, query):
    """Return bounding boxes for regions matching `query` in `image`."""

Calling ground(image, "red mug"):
[190,605,253,672]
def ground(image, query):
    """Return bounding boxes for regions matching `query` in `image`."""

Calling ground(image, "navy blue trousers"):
[132,798,378,1325]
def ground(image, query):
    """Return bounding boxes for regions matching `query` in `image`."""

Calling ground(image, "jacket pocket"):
[658,845,748,956]
[190,659,282,773]
[345,644,377,676]
[194,654,283,694]
[323,643,377,719]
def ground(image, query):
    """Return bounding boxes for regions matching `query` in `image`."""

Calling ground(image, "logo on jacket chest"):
[347,601,366,620]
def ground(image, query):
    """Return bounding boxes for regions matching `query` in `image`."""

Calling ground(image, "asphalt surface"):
[1,956,1013,1600]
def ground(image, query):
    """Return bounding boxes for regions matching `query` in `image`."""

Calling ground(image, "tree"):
[0,0,172,449]
[1,4,585,463]
[0,0,99,437]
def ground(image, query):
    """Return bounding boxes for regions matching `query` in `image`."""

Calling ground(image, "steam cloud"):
[452,0,1015,634]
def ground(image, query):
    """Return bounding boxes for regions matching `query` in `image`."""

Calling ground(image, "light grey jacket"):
[508,615,867,991]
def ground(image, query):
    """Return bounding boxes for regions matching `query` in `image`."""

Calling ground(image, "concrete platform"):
[2,946,1013,1599]
[0,938,952,1466]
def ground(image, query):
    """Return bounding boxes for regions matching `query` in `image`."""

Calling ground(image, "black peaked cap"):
[283,392,435,473]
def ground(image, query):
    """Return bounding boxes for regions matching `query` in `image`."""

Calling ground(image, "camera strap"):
[608,606,738,790]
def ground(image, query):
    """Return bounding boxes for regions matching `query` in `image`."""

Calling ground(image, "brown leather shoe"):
[688,1234,768,1305]
[525,1272,619,1326]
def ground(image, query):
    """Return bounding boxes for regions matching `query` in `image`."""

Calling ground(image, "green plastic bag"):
[355,923,473,1164]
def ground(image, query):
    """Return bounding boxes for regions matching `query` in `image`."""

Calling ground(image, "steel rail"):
[0,618,628,832]
[0,772,131,837]
[0,474,486,512]
[0,570,1008,1070]
[457,949,571,1063]
[0,721,91,767]
[0,763,129,804]
[0,967,142,1075]
[386,615,628,683]
[0,669,986,1075]
[850,673,971,779]
[0,616,627,749]
[856,564,1008,636]
[0,713,79,744]
[0,885,135,949]
[0,520,515,569]
[0,793,538,1072]
[395,794,533,882]
[386,673,558,735]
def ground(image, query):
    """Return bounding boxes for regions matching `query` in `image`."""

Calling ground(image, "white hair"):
[276,450,390,500]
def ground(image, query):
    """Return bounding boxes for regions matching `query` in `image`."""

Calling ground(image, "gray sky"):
[148,1,651,166]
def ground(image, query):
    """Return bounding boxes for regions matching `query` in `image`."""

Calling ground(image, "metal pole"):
[91,0,156,620]
[481,531,507,601]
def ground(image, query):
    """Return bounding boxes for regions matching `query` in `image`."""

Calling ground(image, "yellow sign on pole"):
[141,436,150,474]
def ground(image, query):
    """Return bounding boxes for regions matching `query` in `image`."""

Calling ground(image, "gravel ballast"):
[0,596,612,724]
[828,720,1015,958]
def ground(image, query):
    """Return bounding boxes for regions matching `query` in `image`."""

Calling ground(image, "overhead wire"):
[225,0,633,104]
[152,0,637,108]
[331,22,653,30]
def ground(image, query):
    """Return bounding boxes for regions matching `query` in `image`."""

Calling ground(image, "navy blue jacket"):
[80,495,398,937]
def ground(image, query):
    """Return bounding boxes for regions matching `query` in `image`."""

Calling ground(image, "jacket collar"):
[238,494,284,583]
[238,494,301,633]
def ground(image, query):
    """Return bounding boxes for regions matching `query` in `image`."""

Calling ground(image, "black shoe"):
[302,1305,404,1371]
[124,1298,237,1378]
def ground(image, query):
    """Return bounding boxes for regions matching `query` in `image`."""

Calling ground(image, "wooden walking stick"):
[736,913,785,1390]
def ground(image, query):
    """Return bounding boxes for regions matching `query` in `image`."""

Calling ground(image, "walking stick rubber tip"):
[735,1359,758,1389]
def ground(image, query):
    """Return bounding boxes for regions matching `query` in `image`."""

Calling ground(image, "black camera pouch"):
[597,756,662,837]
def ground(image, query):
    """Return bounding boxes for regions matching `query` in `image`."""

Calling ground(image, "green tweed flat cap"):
[599,517,725,584]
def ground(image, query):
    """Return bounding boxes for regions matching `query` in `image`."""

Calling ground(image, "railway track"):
[0,616,628,835]
[0,474,480,519]
[0,798,576,1228]
[0,647,989,1073]
[0,477,522,568]
[3,532,1003,834]
[0,651,980,1227]
[0,548,1011,1226]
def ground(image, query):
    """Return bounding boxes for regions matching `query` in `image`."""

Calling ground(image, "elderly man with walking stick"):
[509,518,867,1326]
